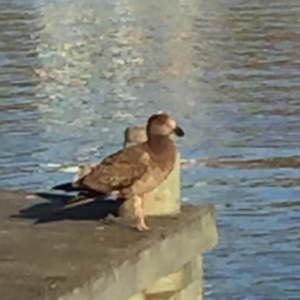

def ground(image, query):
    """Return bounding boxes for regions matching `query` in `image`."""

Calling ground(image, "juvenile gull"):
[52,112,184,231]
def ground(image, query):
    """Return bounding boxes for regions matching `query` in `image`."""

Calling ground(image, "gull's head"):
[146,112,185,137]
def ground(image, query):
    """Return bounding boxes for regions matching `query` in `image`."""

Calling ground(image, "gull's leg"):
[133,195,150,231]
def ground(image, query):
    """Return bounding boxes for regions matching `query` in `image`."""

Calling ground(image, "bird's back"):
[80,137,177,197]
[80,142,150,194]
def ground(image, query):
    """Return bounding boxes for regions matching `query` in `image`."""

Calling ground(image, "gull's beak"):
[174,126,185,137]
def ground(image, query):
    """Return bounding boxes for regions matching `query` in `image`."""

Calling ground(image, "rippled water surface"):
[1,0,300,298]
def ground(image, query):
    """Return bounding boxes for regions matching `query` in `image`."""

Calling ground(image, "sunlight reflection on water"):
[1,0,300,298]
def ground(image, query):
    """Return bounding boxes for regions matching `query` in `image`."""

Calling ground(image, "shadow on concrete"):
[10,192,124,224]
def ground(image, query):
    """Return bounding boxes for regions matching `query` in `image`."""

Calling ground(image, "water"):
[1,0,300,298]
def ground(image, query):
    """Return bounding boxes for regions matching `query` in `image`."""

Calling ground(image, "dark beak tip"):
[175,126,185,137]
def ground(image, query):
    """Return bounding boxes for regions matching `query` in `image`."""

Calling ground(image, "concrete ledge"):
[145,256,202,296]
[147,279,201,300]
[0,189,218,300]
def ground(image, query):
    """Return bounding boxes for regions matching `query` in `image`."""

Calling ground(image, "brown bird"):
[52,112,184,231]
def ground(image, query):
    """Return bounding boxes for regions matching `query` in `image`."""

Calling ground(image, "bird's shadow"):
[11,192,125,224]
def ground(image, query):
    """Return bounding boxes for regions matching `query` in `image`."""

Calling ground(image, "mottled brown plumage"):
[52,112,184,230]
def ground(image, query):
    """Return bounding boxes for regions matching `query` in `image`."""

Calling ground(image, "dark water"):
[1,0,300,298]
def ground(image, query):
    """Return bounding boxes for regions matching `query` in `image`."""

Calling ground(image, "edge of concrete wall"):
[59,206,217,300]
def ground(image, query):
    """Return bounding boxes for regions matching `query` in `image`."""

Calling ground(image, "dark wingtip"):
[52,182,75,192]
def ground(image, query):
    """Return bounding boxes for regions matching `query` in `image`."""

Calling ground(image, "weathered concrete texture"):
[0,189,218,300]
[128,293,146,300]
[145,256,202,297]
[124,126,147,149]
[147,280,201,300]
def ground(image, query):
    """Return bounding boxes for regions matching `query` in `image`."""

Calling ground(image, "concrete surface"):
[0,189,218,300]
[144,257,202,296]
